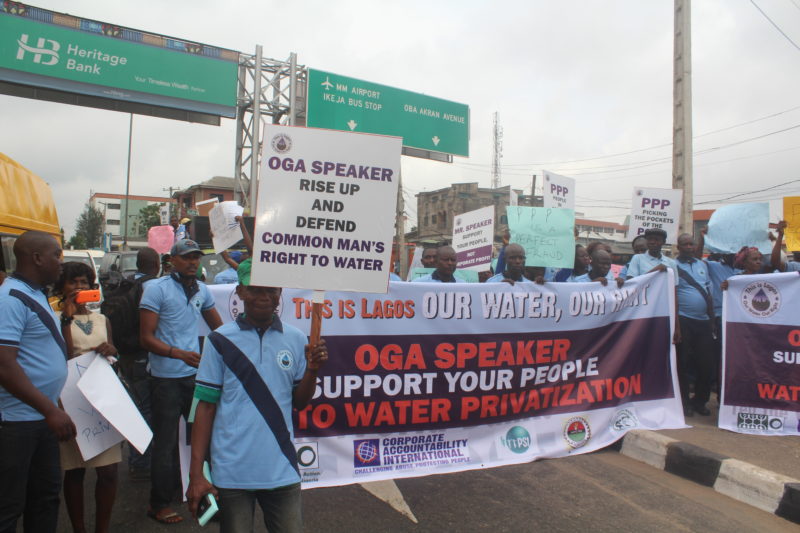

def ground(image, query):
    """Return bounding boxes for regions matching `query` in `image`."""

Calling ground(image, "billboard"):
[0,4,238,120]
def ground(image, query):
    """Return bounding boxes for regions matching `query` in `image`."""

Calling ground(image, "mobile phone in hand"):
[75,289,101,304]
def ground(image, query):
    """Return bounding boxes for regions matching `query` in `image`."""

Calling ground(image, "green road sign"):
[307,69,469,157]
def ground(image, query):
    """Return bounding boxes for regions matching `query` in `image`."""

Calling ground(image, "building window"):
[182,197,190,208]
[106,219,120,225]
[107,203,121,210]
[431,215,437,225]
[424,216,429,226]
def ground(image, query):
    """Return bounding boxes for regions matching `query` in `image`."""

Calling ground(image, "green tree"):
[67,233,87,249]
[72,203,104,249]
[135,203,165,237]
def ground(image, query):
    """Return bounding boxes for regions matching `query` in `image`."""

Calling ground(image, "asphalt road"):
[44,446,798,533]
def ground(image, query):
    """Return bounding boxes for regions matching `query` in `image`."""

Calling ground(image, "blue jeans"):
[149,375,195,511]
[218,483,301,533]
[0,419,61,533]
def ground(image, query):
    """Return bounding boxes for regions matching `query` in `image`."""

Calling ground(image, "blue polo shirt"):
[0,275,68,421]
[626,252,677,278]
[786,261,800,272]
[675,258,711,320]
[415,271,467,283]
[139,273,215,378]
[704,260,741,316]
[486,272,532,283]
[194,316,307,489]
[213,267,239,285]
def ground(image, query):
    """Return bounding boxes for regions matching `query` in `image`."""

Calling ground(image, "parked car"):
[98,251,139,291]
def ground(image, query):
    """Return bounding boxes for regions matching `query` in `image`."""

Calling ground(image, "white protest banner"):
[159,205,170,226]
[203,271,684,488]
[626,187,683,243]
[543,170,575,210]
[77,354,153,454]
[719,273,800,436]
[209,201,244,252]
[60,352,124,460]
[452,206,494,271]
[252,125,402,292]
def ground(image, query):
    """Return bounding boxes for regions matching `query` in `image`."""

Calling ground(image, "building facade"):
[173,176,235,218]
[89,192,173,249]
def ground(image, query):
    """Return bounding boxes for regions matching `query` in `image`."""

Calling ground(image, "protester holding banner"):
[187,262,328,533]
[589,249,624,287]
[554,245,591,282]
[54,261,121,533]
[486,243,531,284]
[139,239,223,525]
[770,221,800,273]
[625,228,676,279]
[0,231,75,533]
[415,246,460,283]
[619,235,646,278]
[421,246,438,268]
[721,247,764,287]
[674,234,716,417]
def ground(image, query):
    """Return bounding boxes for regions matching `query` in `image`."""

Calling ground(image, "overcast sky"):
[3,0,800,238]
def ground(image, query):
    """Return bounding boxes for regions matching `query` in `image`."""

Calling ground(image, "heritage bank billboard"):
[0,5,238,122]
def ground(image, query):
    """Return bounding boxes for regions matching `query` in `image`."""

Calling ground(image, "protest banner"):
[506,206,575,269]
[203,271,684,487]
[543,170,575,210]
[148,225,174,254]
[784,196,800,252]
[77,354,152,454]
[705,203,772,254]
[719,273,800,436]
[452,206,494,271]
[626,187,683,242]
[252,125,402,293]
[209,201,244,252]
[408,268,479,283]
[60,352,124,460]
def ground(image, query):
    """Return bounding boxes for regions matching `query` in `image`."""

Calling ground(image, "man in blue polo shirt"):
[674,233,715,417]
[186,259,328,533]
[625,228,676,278]
[486,243,531,284]
[415,246,461,283]
[140,239,222,524]
[0,231,76,532]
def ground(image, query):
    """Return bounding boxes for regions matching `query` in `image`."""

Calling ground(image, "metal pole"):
[397,170,408,278]
[288,52,297,126]
[249,45,263,214]
[672,0,693,238]
[123,113,133,250]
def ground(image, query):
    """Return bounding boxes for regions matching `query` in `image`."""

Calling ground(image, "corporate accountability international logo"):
[500,426,532,454]
[353,439,381,467]
[16,34,60,66]
[563,416,591,449]
[740,280,781,318]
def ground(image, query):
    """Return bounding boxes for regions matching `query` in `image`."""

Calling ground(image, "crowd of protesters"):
[0,215,797,533]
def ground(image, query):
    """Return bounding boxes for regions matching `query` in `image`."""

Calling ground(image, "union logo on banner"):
[740,281,781,318]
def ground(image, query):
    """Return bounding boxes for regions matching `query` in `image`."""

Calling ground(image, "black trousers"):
[677,316,715,408]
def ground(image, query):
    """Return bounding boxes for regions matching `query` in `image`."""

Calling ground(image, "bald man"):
[0,231,76,532]
[486,243,531,284]
[415,246,459,283]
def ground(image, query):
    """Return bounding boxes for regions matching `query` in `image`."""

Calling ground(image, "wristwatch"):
[60,314,74,326]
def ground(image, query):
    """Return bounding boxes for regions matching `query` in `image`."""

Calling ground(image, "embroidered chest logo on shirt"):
[191,295,203,310]
[276,350,293,370]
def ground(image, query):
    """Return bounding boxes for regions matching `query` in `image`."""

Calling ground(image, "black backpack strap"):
[9,289,68,359]
[207,331,299,476]
[676,266,715,321]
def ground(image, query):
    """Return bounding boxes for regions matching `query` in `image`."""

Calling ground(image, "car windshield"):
[121,254,138,272]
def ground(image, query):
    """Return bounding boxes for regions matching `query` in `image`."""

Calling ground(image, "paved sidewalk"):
[618,399,800,524]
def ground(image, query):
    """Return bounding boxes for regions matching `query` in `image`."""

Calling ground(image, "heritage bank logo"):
[16,34,60,66]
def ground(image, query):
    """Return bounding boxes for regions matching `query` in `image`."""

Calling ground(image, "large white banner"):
[252,125,401,293]
[719,273,800,435]
[452,206,494,271]
[626,187,683,243]
[206,271,685,487]
[543,170,575,210]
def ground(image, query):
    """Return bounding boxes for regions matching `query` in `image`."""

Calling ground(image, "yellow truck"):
[0,153,61,274]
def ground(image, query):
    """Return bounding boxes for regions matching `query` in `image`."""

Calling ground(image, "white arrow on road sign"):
[432,136,440,146]
[347,120,358,130]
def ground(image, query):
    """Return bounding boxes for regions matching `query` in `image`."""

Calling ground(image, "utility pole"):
[672,0,693,236]
[491,112,502,189]
[396,172,408,279]
[162,185,182,217]
[122,114,133,251]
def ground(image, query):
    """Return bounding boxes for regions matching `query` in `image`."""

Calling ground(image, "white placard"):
[452,206,494,271]
[178,416,191,502]
[543,170,575,209]
[626,187,684,243]
[77,354,153,455]
[60,352,124,460]
[252,125,402,292]
[209,201,244,252]
[159,205,170,226]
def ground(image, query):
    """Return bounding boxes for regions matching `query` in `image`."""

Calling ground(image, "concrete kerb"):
[618,429,800,525]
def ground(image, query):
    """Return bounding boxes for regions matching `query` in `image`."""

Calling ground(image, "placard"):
[626,187,683,243]
[705,203,772,254]
[783,196,800,252]
[159,205,170,226]
[252,125,401,292]
[543,170,575,209]
[148,225,174,254]
[506,206,576,268]
[452,206,494,271]
[209,201,244,252]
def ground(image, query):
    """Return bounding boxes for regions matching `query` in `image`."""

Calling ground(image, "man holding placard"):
[625,228,676,279]
[187,262,328,533]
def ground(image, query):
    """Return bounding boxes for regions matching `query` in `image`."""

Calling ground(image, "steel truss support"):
[234,47,306,213]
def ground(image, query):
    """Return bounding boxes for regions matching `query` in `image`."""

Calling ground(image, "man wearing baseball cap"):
[139,239,222,524]
[624,228,676,278]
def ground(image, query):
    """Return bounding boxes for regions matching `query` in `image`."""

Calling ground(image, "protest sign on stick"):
[543,170,575,209]
[783,196,800,252]
[452,206,494,271]
[626,187,683,243]
[705,203,772,254]
[506,206,575,268]
[209,201,244,252]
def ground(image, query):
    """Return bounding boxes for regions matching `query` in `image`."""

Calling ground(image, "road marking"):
[359,480,418,523]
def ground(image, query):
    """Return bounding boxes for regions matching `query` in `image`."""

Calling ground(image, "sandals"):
[147,507,184,524]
